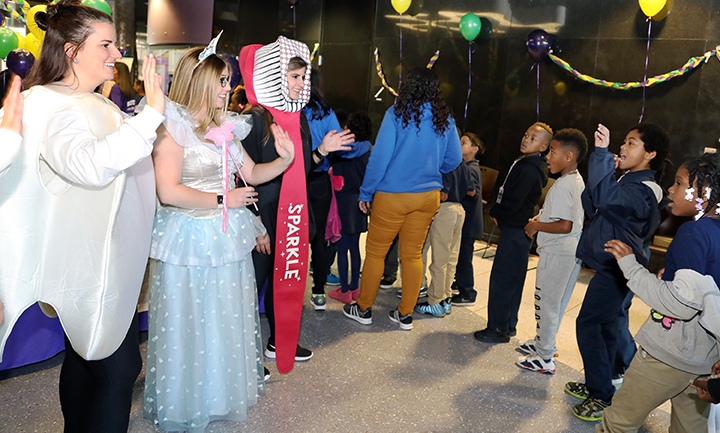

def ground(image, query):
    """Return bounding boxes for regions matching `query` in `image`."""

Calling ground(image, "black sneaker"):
[264,367,271,381]
[379,276,396,289]
[343,303,372,325]
[473,328,510,343]
[451,293,476,306]
[264,342,313,361]
[395,286,428,299]
[388,309,413,330]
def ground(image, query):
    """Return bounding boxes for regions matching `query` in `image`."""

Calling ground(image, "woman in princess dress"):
[143,42,295,432]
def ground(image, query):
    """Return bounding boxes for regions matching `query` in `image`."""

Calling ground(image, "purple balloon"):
[6,49,35,79]
[526,29,552,63]
[219,54,241,92]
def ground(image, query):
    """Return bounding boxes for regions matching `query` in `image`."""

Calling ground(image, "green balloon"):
[82,0,112,16]
[459,13,482,41]
[0,28,19,60]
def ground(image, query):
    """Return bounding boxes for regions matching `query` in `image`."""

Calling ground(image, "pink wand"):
[206,121,259,232]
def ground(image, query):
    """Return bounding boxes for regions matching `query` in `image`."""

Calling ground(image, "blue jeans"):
[486,225,532,332]
[576,268,628,402]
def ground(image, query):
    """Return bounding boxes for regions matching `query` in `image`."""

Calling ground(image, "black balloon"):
[406,0,424,16]
[6,49,35,79]
[219,54,241,92]
[526,29,552,63]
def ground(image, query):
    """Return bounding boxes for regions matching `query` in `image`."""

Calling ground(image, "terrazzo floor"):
[0,240,672,433]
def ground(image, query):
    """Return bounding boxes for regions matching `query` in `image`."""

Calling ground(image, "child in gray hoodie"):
[597,152,720,433]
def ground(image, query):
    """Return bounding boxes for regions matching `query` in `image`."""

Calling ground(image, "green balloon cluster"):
[459,13,482,41]
[82,0,112,16]
[0,28,19,60]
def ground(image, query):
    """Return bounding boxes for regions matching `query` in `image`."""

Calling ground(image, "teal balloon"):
[0,28,19,60]
[82,0,112,16]
[459,13,482,41]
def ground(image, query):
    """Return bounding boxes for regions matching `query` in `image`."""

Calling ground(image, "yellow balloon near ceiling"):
[638,0,667,18]
[391,0,411,14]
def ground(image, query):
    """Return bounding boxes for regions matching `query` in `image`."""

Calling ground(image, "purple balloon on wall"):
[6,49,35,79]
[219,54,241,92]
[526,29,552,63]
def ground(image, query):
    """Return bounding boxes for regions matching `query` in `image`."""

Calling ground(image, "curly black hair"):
[553,128,588,163]
[629,122,670,182]
[684,152,720,218]
[347,111,372,142]
[394,67,451,136]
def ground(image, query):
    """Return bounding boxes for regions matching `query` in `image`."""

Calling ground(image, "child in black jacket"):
[474,123,551,343]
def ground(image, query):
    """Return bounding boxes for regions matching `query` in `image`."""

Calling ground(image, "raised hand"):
[594,123,610,149]
[0,75,24,135]
[228,186,258,208]
[270,123,295,163]
[319,129,354,154]
[143,54,165,114]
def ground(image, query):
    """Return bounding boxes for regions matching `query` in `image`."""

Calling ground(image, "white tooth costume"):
[0,83,165,362]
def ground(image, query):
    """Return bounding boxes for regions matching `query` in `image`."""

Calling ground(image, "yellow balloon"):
[25,33,42,58]
[638,0,666,17]
[651,0,673,21]
[27,5,47,41]
[15,32,25,50]
[391,0,411,14]
[555,81,566,96]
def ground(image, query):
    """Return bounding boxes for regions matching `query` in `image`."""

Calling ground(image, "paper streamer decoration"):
[1,0,29,25]
[374,48,440,97]
[310,42,319,62]
[426,50,439,68]
[548,45,720,90]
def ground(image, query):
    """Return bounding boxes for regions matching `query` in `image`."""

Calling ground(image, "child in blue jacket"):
[566,123,668,422]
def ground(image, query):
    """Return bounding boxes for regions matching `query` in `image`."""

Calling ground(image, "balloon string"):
[536,62,540,122]
[399,14,403,86]
[464,42,472,132]
[292,5,296,39]
[640,18,652,123]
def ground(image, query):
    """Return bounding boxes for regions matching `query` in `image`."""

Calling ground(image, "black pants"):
[383,235,400,281]
[308,171,332,295]
[59,314,141,433]
[486,225,532,332]
[454,228,477,301]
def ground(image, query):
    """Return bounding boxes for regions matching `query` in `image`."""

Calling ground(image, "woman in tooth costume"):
[142,41,296,432]
[0,1,166,431]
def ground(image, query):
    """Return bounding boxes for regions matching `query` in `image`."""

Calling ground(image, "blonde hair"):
[169,47,230,132]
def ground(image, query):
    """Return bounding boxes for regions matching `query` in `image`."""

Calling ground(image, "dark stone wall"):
[208,0,719,186]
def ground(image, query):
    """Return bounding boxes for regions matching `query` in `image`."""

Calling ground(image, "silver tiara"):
[194,30,223,69]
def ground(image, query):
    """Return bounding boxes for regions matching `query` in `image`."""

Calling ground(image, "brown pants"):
[357,190,439,316]
[597,347,710,433]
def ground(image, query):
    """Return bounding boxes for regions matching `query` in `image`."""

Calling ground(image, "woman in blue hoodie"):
[342,67,462,330]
